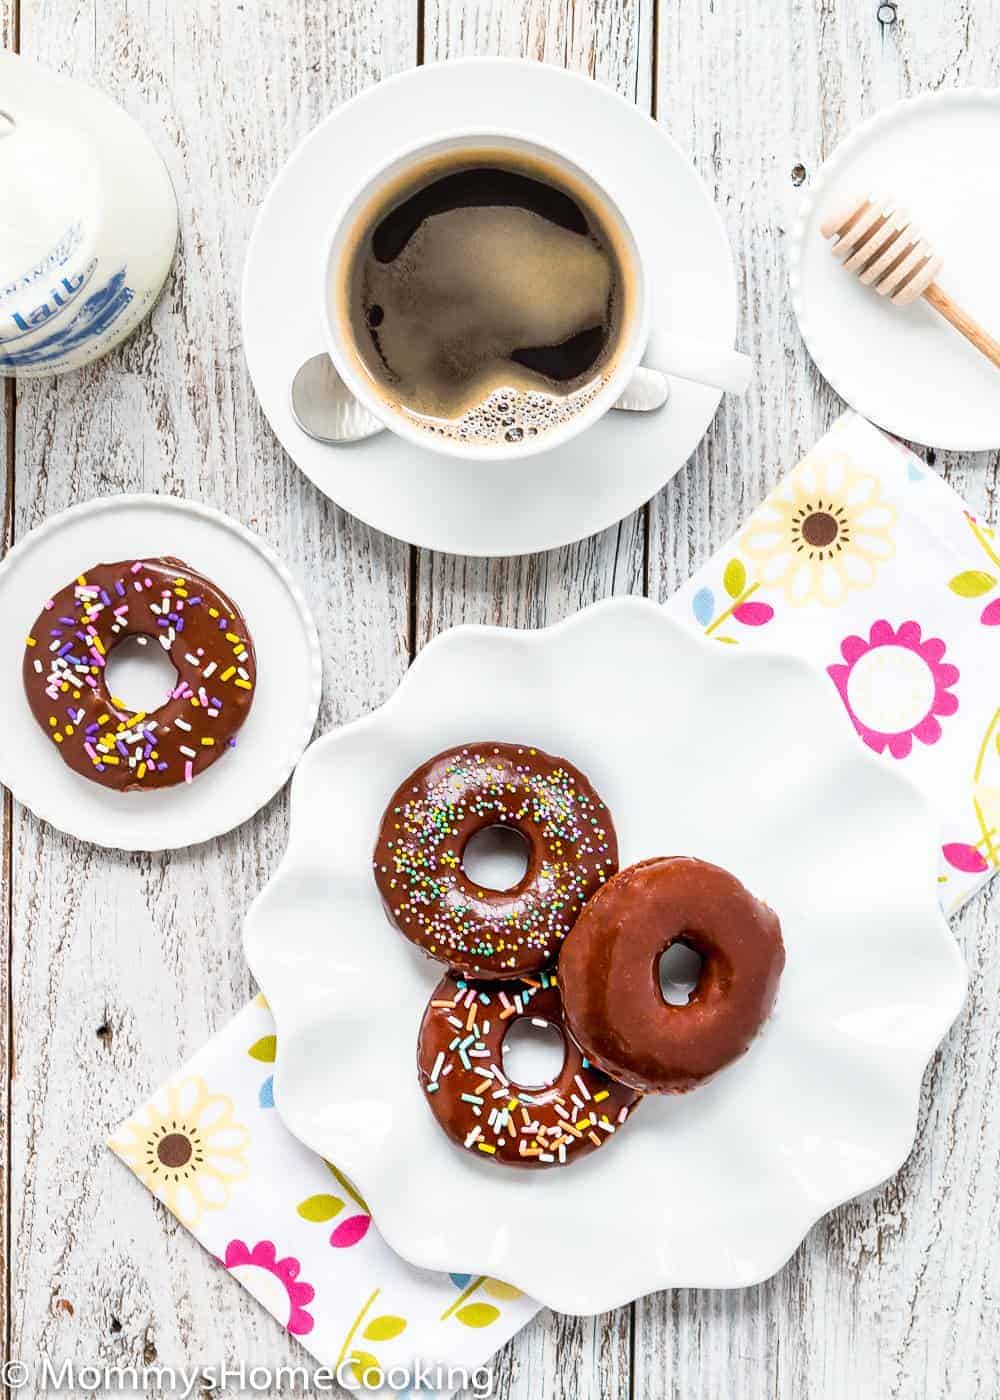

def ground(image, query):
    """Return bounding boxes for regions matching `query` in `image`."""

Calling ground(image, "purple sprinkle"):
[60,616,76,625]
[116,739,129,757]
[100,590,111,605]
[157,762,168,772]
[85,724,99,736]
[115,581,126,597]
[176,619,184,632]
[57,642,73,657]
[228,737,237,748]
[189,596,203,606]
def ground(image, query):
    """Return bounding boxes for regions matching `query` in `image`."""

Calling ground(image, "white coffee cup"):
[320,131,749,462]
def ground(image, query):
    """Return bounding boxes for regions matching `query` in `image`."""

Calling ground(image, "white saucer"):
[0,497,321,851]
[790,89,1000,451]
[245,598,965,1314]
[241,59,737,556]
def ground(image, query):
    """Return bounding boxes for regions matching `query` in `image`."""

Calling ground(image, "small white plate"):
[244,598,965,1314]
[241,59,737,556]
[0,496,321,850]
[790,88,1000,450]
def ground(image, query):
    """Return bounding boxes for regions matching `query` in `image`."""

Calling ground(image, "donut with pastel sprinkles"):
[417,970,640,1168]
[22,556,256,791]
[373,741,619,978]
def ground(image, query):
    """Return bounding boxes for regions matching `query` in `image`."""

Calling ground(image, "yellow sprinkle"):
[137,763,147,779]
[220,666,236,682]
[53,733,63,744]
[190,697,200,707]
[65,725,75,736]
[92,637,106,656]
[225,632,240,643]
[201,737,215,746]
[175,588,188,598]
[209,607,220,618]
[48,717,57,728]
[102,755,120,765]
[593,1090,609,1103]
[508,1098,519,1110]
[77,574,87,586]
[576,1118,593,1131]
[98,714,110,725]
[476,1143,497,1155]
[25,636,36,647]
[130,711,147,724]
[234,678,253,690]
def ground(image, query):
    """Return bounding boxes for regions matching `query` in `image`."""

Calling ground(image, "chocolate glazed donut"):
[417,970,640,1167]
[559,857,785,1093]
[373,742,618,978]
[23,557,256,792]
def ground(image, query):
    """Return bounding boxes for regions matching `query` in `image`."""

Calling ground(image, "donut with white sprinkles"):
[22,557,256,791]
[373,742,619,977]
[417,970,640,1168]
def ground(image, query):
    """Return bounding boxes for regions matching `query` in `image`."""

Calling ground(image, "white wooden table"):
[2,2,998,1396]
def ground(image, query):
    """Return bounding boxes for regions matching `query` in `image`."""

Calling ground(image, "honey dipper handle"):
[924,282,1000,371]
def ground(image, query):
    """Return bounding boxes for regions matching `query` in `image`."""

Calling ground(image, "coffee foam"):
[334,145,639,449]
[412,380,606,446]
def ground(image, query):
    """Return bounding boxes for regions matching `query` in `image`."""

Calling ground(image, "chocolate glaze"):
[417,970,640,1168]
[559,857,785,1094]
[23,557,256,792]
[373,742,618,978]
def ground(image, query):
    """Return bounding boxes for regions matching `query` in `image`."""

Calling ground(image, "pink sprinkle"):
[184,760,194,784]
[130,562,143,573]
[85,742,98,761]
[44,599,54,610]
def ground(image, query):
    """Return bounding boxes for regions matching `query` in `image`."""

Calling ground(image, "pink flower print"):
[828,620,959,759]
[222,1240,315,1335]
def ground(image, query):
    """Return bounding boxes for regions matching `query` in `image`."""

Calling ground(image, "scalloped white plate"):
[244,598,965,1314]
[0,496,321,850]
[790,88,1000,450]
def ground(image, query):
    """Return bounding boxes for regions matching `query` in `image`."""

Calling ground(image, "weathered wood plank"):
[8,0,416,1379]
[2,0,20,1366]
[420,5,651,1399]
[641,2,1000,1398]
[415,0,650,652]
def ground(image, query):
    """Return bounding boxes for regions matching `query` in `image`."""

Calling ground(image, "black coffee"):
[341,149,628,446]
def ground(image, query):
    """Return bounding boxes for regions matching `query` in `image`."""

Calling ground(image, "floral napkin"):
[678,411,999,914]
[110,410,998,1379]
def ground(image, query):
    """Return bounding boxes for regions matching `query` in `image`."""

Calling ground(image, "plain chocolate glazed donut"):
[373,741,618,978]
[558,856,784,1093]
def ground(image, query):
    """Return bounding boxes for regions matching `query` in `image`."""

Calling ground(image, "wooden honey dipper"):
[821,193,1000,371]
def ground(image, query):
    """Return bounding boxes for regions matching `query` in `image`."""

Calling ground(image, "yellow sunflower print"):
[741,449,897,606]
[110,1076,250,1226]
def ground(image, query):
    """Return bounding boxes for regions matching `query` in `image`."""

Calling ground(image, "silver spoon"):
[290,354,384,443]
[289,353,669,444]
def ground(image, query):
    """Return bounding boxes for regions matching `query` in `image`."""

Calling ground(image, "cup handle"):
[638,327,752,395]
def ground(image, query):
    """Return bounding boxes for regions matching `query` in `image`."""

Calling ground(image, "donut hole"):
[462,825,530,891]
[659,940,705,1007]
[104,635,179,713]
[501,1017,566,1088]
